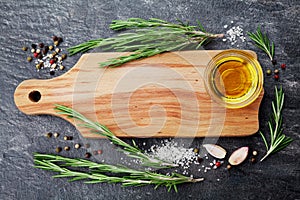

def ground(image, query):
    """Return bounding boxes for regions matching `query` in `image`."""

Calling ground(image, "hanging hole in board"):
[28,90,41,102]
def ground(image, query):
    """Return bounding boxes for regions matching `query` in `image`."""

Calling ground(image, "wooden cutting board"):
[14,50,264,138]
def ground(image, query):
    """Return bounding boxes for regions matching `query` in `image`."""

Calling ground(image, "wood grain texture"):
[14,50,264,138]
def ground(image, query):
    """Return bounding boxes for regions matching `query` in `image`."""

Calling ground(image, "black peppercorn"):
[31,44,37,49]
[50,71,55,75]
[197,157,203,163]
[52,35,58,41]
[42,49,48,55]
[85,152,91,158]
[38,54,43,59]
[39,43,44,48]
[271,59,277,65]
[58,37,63,43]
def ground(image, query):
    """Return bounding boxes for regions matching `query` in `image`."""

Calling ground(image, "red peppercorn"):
[49,59,55,65]
[274,74,279,80]
[33,52,39,58]
[215,161,221,167]
[281,63,286,69]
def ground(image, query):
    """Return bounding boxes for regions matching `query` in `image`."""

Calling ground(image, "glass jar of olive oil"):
[204,49,263,109]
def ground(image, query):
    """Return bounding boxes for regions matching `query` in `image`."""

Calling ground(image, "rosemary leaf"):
[247,26,275,62]
[259,87,293,162]
[34,153,203,192]
[67,18,223,67]
[54,104,177,168]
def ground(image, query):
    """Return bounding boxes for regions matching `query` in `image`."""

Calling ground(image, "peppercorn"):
[39,43,44,48]
[274,74,279,80]
[22,46,28,51]
[226,164,231,170]
[37,62,44,69]
[31,44,37,48]
[59,65,65,70]
[55,48,60,53]
[281,63,286,70]
[50,70,55,75]
[252,150,258,156]
[42,49,47,55]
[266,69,272,75]
[52,51,57,57]
[31,48,35,53]
[250,157,256,163]
[197,157,203,163]
[61,54,67,60]
[27,56,32,62]
[74,143,81,149]
[48,54,54,58]
[49,59,55,65]
[36,49,41,54]
[54,41,59,46]
[193,148,199,154]
[97,150,102,155]
[85,152,91,158]
[36,63,42,70]
[215,161,221,167]
[38,54,43,59]
[51,64,57,69]
[49,45,54,50]
[64,146,70,151]
[52,35,58,41]
[63,136,73,140]
[45,132,52,138]
[58,37,63,43]
[271,59,277,65]
[33,53,39,58]
[53,132,60,138]
[274,69,279,74]
[44,45,49,51]
[55,147,62,153]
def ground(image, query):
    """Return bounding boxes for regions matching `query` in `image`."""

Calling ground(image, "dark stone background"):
[0,0,299,199]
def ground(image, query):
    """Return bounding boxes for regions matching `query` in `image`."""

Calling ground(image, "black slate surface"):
[1,0,300,199]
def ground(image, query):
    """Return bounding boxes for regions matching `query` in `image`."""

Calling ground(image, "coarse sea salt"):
[147,140,198,169]
[223,23,246,46]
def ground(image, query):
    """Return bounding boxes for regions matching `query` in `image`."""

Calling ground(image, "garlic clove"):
[203,144,227,159]
[228,146,249,165]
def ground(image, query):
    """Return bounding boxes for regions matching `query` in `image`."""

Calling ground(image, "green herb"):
[247,26,275,63]
[259,87,293,162]
[54,104,177,168]
[67,18,223,67]
[34,153,203,192]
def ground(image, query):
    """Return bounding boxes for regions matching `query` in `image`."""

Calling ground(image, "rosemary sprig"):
[259,87,293,162]
[67,18,223,67]
[54,104,178,168]
[247,26,275,63]
[34,153,203,192]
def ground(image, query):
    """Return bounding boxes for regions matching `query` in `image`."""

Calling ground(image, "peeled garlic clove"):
[202,144,227,159]
[228,146,249,165]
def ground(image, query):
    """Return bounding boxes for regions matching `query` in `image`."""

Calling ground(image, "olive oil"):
[205,50,263,108]
[213,58,253,99]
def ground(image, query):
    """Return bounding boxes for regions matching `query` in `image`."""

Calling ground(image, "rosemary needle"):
[259,86,293,162]
[54,104,178,168]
